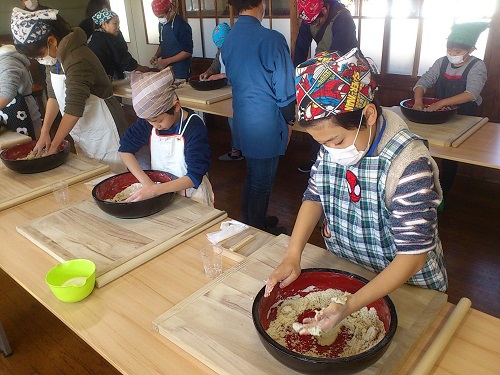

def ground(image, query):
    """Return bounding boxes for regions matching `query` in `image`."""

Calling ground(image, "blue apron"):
[160,16,191,79]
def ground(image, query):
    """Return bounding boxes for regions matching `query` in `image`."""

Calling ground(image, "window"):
[342,0,495,76]
[110,0,131,42]
[142,0,160,44]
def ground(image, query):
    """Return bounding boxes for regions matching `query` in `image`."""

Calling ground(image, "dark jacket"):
[88,29,138,80]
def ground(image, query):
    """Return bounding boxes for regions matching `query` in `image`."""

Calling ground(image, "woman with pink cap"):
[265,48,447,335]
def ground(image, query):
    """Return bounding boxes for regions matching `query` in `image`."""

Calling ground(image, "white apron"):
[50,69,125,172]
[150,112,214,207]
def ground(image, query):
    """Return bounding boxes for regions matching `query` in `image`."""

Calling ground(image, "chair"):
[0,320,12,357]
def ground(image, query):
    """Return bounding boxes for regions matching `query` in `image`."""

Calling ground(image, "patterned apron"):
[0,93,35,139]
[150,112,214,206]
[50,65,124,172]
[317,128,447,291]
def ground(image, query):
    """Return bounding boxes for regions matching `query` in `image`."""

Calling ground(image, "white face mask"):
[158,17,168,24]
[36,39,57,66]
[322,113,372,166]
[447,53,466,64]
[25,0,38,10]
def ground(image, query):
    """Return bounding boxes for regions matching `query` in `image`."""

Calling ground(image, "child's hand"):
[264,257,301,297]
[33,134,51,157]
[426,101,445,112]
[297,298,351,335]
[125,183,157,202]
[155,58,169,70]
[412,101,424,111]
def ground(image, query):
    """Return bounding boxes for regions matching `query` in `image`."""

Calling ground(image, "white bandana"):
[11,7,58,45]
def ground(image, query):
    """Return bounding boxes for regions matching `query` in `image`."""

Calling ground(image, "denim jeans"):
[227,118,240,151]
[242,156,280,230]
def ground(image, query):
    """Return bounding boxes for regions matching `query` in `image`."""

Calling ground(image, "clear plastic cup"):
[52,181,70,208]
[199,244,223,278]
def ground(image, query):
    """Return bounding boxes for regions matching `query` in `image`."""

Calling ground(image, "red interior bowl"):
[0,140,70,173]
[252,269,397,374]
[400,98,458,124]
[92,170,176,219]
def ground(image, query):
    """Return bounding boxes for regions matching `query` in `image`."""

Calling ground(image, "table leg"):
[0,320,12,357]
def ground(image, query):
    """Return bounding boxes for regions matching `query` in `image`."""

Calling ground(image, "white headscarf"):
[11,7,58,45]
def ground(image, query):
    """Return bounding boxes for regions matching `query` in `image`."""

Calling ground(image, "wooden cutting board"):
[175,84,232,104]
[0,154,109,212]
[388,106,489,147]
[153,234,448,375]
[17,196,227,287]
[0,128,32,150]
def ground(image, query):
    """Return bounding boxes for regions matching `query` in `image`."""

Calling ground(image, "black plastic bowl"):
[0,140,70,174]
[92,170,176,219]
[252,268,398,374]
[400,98,458,124]
[188,75,228,91]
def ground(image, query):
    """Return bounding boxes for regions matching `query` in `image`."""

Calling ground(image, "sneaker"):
[219,151,244,161]
[298,160,314,173]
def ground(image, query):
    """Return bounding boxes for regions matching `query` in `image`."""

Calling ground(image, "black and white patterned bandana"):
[11,7,58,45]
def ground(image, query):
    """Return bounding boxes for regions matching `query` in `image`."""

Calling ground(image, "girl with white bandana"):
[11,8,127,172]
[265,48,447,336]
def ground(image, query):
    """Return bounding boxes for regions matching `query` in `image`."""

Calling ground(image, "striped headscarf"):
[296,48,377,121]
[92,9,118,27]
[11,7,58,45]
[131,67,178,119]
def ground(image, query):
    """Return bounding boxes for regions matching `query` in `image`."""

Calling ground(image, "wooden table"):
[0,128,32,151]
[113,79,498,169]
[0,183,499,374]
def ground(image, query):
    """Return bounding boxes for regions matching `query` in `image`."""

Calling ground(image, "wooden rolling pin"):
[411,297,472,375]
[228,235,255,252]
[221,235,255,263]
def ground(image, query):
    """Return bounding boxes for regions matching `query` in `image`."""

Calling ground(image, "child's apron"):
[317,126,447,291]
[50,66,124,172]
[150,113,214,206]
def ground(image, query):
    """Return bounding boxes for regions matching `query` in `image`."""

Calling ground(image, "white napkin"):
[206,220,249,244]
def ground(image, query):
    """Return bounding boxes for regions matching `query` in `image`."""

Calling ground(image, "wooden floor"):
[0,111,498,373]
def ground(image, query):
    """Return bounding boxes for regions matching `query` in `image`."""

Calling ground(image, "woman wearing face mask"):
[88,9,150,80]
[412,22,489,208]
[150,0,193,82]
[11,8,127,172]
[265,49,447,335]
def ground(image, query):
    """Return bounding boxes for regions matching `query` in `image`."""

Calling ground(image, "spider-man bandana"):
[295,48,377,121]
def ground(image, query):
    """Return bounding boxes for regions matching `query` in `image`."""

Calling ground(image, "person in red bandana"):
[265,48,447,336]
[150,0,193,81]
[295,0,358,173]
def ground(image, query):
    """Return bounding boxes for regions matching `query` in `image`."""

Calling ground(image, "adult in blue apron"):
[150,110,214,206]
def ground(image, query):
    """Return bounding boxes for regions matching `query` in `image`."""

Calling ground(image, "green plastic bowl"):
[45,259,96,302]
